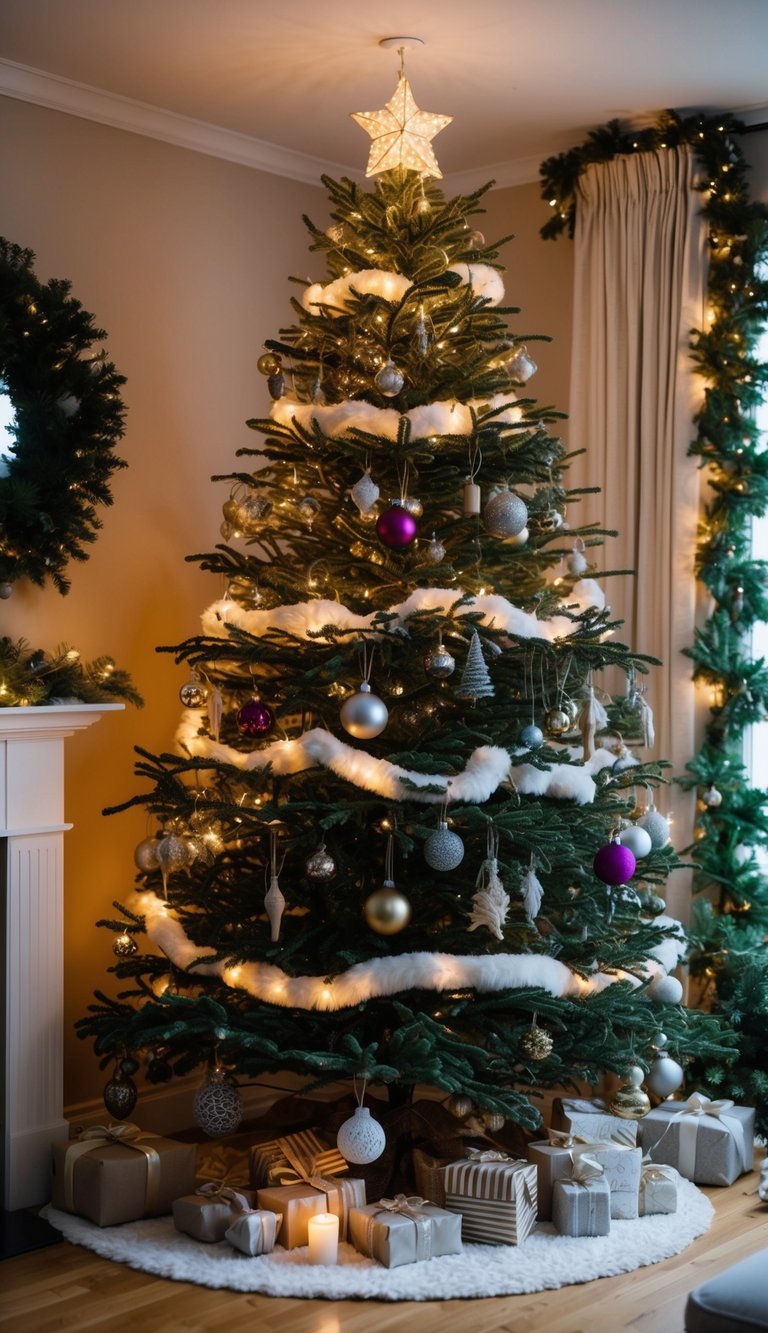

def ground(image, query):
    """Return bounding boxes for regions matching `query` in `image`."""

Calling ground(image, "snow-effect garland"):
[143,892,684,1011]
[176,720,628,806]
[270,390,524,443]
[301,263,505,316]
[200,583,607,647]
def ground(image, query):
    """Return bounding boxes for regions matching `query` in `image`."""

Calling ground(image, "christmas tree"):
[79,66,733,1151]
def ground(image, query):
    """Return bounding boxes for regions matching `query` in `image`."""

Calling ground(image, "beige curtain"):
[567,146,708,922]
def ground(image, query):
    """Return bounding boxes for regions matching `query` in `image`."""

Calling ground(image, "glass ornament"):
[336,1106,386,1164]
[376,501,417,549]
[637,805,670,848]
[424,821,465,871]
[505,344,538,383]
[304,841,337,881]
[112,930,138,958]
[483,487,528,538]
[703,784,723,808]
[156,832,190,877]
[619,824,653,858]
[103,1067,138,1121]
[297,495,320,527]
[179,675,208,708]
[520,723,544,749]
[237,697,275,737]
[364,882,411,934]
[447,1093,473,1119]
[483,1110,506,1132]
[134,836,161,872]
[423,642,455,678]
[236,494,272,533]
[267,371,285,400]
[519,1025,554,1061]
[257,351,282,376]
[468,229,486,248]
[544,707,571,736]
[193,1068,243,1137]
[609,1066,651,1119]
[425,532,446,564]
[340,682,388,739]
[375,358,405,396]
[401,495,423,518]
[593,839,636,886]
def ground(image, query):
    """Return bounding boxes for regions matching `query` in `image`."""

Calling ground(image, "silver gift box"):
[586,1144,642,1220]
[173,1186,258,1243]
[526,1142,575,1221]
[639,1163,678,1216]
[552,1176,611,1237]
[551,1097,639,1146]
[637,1100,755,1186]
[349,1201,462,1268]
[442,1157,538,1245]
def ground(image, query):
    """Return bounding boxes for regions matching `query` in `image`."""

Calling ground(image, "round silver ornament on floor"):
[424,821,464,871]
[340,682,389,739]
[483,487,528,538]
[193,1068,243,1137]
[336,1106,386,1164]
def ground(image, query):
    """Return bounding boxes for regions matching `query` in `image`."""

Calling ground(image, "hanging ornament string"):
[353,1072,370,1109]
[398,460,410,505]
[384,830,395,884]
[359,638,376,686]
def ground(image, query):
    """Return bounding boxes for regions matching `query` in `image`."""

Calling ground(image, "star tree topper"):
[352,72,453,179]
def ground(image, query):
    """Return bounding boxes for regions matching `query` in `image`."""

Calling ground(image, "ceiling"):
[1,0,767,189]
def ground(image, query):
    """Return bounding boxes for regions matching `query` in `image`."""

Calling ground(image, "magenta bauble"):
[237,697,275,737]
[376,503,417,549]
[593,841,636,885]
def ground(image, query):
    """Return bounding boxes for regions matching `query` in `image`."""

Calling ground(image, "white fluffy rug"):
[40,1179,713,1302]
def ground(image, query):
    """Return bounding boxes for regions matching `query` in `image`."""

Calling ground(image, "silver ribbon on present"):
[370,1194,434,1262]
[195,1181,251,1213]
[570,1153,605,1185]
[563,1153,605,1233]
[648,1093,750,1178]
[640,1155,678,1187]
[464,1148,514,1163]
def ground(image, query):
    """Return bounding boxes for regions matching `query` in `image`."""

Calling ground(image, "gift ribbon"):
[63,1122,161,1215]
[569,1153,605,1185]
[646,1093,750,1178]
[196,1181,251,1212]
[226,1208,282,1256]
[372,1194,433,1262]
[548,1121,636,1149]
[271,1135,356,1240]
[640,1156,677,1187]
[464,1148,514,1163]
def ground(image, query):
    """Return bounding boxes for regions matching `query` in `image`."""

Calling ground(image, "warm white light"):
[307,1212,339,1265]
[351,73,452,179]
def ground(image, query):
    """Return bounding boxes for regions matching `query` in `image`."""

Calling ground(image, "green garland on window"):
[540,111,768,1128]
[0,237,127,594]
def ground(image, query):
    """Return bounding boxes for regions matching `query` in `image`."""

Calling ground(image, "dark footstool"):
[685,1250,768,1332]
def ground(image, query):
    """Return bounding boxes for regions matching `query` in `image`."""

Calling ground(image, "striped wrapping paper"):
[249,1129,349,1189]
[442,1156,538,1245]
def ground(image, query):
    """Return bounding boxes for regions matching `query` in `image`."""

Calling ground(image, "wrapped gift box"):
[51,1124,196,1227]
[551,1098,638,1147]
[584,1143,642,1220]
[552,1175,611,1237]
[172,1183,258,1243]
[637,1094,755,1186]
[349,1198,462,1268]
[442,1152,537,1245]
[638,1161,678,1216]
[527,1141,576,1221]
[257,1174,365,1248]
[249,1129,348,1189]
[225,1208,282,1256]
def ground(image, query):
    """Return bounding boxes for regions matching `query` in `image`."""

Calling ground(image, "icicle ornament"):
[520,859,544,925]
[468,827,509,940]
[206,681,223,743]
[264,828,286,943]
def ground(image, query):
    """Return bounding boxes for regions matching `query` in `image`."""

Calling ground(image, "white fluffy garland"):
[270,390,524,443]
[143,892,685,1011]
[176,720,626,807]
[301,263,505,315]
[200,583,606,647]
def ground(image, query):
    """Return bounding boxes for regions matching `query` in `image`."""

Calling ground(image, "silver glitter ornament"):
[193,1068,243,1137]
[375,358,405,396]
[112,930,138,958]
[519,1025,554,1061]
[424,642,456,679]
[340,682,389,739]
[505,345,538,383]
[103,1068,138,1121]
[483,487,528,538]
[134,836,161,872]
[637,805,670,848]
[350,469,380,515]
[425,532,446,564]
[304,841,337,881]
[424,821,465,872]
[520,723,544,749]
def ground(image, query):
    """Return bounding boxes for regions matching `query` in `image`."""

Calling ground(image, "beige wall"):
[1,97,574,1112]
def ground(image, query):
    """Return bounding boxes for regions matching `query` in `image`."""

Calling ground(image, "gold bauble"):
[609,1065,652,1119]
[257,351,282,376]
[364,883,411,935]
[446,1093,473,1119]
[482,1110,506,1132]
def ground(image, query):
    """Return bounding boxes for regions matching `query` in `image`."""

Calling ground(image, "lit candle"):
[307,1211,339,1265]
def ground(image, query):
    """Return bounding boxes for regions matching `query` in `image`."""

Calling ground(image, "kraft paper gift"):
[349,1196,462,1268]
[257,1175,365,1248]
[225,1207,282,1256]
[551,1098,639,1147]
[551,1153,611,1237]
[638,1159,678,1216]
[172,1182,258,1242]
[441,1149,538,1245]
[249,1129,348,1189]
[51,1123,196,1227]
[637,1093,755,1186]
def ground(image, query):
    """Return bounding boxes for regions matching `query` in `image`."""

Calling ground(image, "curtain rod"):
[739,121,768,135]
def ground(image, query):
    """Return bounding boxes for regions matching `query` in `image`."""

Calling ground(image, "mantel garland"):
[540,110,768,1130]
[0,237,127,594]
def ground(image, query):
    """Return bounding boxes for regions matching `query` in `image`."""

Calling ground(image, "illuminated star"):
[352,74,453,179]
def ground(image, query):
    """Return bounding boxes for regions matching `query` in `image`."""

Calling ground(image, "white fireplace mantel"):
[1,703,123,1210]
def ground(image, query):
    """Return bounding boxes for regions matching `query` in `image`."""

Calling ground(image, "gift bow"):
[63,1122,161,1214]
[646,1092,750,1178]
[374,1195,433,1263]
[377,1193,430,1218]
[681,1093,735,1120]
[640,1156,677,1186]
[196,1181,251,1212]
[465,1148,514,1163]
[546,1128,595,1149]
[570,1153,605,1186]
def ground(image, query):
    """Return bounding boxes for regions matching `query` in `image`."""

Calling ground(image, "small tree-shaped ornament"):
[456,630,494,701]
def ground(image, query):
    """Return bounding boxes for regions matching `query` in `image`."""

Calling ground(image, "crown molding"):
[0,57,349,186]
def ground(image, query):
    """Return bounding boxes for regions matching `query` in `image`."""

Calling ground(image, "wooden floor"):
[1,1164,767,1333]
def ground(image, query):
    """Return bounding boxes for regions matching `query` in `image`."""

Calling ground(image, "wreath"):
[0,237,127,594]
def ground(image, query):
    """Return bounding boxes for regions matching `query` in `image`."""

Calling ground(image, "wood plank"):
[1,1162,766,1332]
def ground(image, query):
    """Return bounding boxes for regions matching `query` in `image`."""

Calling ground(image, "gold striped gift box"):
[249,1129,349,1189]
[442,1153,538,1245]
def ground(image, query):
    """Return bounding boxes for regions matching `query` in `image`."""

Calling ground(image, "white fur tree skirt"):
[40,1179,713,1302]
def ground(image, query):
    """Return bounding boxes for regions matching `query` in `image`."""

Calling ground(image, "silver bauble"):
[401,495,424,518]
[350,470,380,515]
[505,345,538,383]
[179,677,208,708]
[156,832,190,876]
[648,974,684,1005]
[544,707,571,736]
[609,1065,651,1119]
[193,1070,243,1137]
[305,841,337,881]
[424,822,465,872]
[703,784,723,808]
[112,930,138,958]
[424,644,456,678]
[297,495,320,527]
[336,1106,386,1164]
[519,1026,554,1061]
[340,682,389,739]
[619,825,653,858]
[425,533,446,564]
[375,358,405,396]
[364,882,411,934]
[520,723,544,749]
[646,1051,685,1098]
[638,806,671,848]
[103,1069,138,1121]
[134,836,161,872]
[483,488,528,538]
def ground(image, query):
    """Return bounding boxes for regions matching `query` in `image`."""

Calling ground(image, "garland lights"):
[540,110,768,1127]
